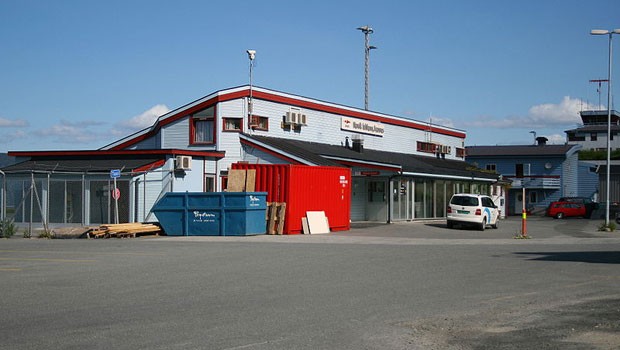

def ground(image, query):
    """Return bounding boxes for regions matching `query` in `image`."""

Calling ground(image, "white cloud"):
[460,96,597,129]
[0,130,27,145]
[0,117,28,127]
[119,104,170,130]
[33,120,108,146]
[542,134,566,144]
[428,116,455,128]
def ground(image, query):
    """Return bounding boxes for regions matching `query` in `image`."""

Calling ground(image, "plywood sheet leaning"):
[227,169,247,192]
[301,217,310,234]
[306,211,330,234]
[245,169,256,192]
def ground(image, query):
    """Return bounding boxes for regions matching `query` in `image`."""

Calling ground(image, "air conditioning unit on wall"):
[285,109,307,126]
[285,111,297,124]
[175,155,192,170]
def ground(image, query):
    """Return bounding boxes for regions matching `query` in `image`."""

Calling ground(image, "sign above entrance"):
[341,117,384,137]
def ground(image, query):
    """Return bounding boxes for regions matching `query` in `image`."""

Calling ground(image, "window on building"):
[249,115,268,130]
[591,133,598,141]
[486,164,496,172]
[221,176,228,191]
[190,107,215,144]
[516,163,530,177]
[223,118,242,132]
[204,175,216,192]
[567,133,585,141]
[456,148,466,158]
[417,141,436,154]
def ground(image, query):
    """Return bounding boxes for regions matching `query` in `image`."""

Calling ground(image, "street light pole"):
[246,49,256,128]
[591,28,620,227]
[357,25,376,110]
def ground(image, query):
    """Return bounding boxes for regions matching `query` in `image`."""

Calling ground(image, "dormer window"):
[190,106,215,144]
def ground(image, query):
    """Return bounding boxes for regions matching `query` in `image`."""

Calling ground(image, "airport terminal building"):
[1,86,498,227]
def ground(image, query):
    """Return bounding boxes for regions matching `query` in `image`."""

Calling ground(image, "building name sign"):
[341,117,384,137]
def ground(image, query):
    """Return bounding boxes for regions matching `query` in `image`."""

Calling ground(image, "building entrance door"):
[366,179,387,221]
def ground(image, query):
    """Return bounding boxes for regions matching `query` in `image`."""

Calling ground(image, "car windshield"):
[451,196,479,206]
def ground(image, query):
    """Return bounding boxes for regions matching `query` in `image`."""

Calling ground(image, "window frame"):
[189,106,216,145]
[222,117,243,132]
[249,115,269,131]
[416,141,437,154]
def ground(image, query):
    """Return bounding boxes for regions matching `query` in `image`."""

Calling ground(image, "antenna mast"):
[590,79,609,110]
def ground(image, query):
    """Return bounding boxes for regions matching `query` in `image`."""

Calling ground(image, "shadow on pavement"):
[515,251,620,264]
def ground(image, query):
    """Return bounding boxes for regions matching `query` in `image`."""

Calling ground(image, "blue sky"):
[0,0,619,152]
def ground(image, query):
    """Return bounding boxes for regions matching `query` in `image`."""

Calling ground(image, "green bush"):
[598,222,616,232]
[0,219,17,238]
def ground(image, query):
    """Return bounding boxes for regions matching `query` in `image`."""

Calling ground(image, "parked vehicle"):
[557,197,598,218]
[546,201,587,219]
[446,194,500,231]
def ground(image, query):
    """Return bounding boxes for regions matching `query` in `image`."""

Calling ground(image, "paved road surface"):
[1,216,619,349]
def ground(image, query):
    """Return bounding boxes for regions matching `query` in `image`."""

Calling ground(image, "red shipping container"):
[231,164,351,234]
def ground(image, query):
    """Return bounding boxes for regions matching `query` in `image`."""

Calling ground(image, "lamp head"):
[591,29,610,35]
[357,25,373,34]
[246,49,256,60]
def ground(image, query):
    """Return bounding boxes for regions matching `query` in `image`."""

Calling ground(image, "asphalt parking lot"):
[1,216,619,349]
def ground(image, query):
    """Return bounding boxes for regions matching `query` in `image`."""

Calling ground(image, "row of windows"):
[189,105,269,144]
[486,163,539,177]
[416,141,465,158]
[568,132,617,142]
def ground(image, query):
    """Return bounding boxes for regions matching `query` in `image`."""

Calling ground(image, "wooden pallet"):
[86,223,161,239]
[266,202,286,235]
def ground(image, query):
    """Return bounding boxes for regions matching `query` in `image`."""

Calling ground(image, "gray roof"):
[565,124,620,133]
[245,135,497,180]
[2,157,163,174]
[466,144,579,158]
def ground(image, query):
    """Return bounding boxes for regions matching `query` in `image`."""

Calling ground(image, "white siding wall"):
[241,145,290,164]
[562,153,579,197]
[128,131,161,150]
[173,158,206,192]
[228,98,464,159]
[162,118,190,149]
[217,100,245,171]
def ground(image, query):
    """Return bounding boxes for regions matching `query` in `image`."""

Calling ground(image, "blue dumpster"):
[151,192,267,236]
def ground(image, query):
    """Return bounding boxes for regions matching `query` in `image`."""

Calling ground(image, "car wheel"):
[555,212,564,219]
[479,219,486,231]
[447,220,454,229]
[492,219,499,229]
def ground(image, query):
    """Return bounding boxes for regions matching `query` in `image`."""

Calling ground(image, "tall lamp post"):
[357,25,377,110]
[590,28,620,226]
[246,49,256,127]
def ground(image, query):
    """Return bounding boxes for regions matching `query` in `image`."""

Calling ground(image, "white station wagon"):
[446,194,500,231]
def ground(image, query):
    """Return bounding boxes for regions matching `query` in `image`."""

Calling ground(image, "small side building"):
[466,137,595,215]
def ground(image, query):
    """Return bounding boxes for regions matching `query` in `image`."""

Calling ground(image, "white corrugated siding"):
[562,153,579,197]
[244,98,464,159]
[162,118,190,148]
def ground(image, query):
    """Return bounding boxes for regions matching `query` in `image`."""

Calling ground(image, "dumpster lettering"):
[249,195,262,207]
[192,211,216,223]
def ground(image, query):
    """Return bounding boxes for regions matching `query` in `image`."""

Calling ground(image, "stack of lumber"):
[87,223,161,239]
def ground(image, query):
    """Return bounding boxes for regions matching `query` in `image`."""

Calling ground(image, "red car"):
[546,201,587,219]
